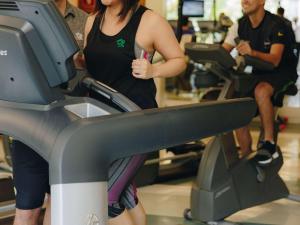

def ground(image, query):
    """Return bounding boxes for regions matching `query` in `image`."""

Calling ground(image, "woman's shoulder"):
[141,9,167,27]
[84,13,99,36]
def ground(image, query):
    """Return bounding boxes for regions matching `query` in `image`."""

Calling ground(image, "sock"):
[264,140,275,145]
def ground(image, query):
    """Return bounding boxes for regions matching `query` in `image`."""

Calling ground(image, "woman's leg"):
[108,155,147,224]
[120,184,146,225]
[108,210,134,225]
[128,202,146,225]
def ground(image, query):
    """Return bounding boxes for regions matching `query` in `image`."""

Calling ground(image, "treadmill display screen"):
[182,0,204,17]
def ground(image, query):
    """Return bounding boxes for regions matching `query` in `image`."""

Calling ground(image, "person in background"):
[181,16,195,35]
[219,12,233,31]
[277,7,292,28]
[223,0,298,165]
[277,6,296,45]
[293,17,299,36]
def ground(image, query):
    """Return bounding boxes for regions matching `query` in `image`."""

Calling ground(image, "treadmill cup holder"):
[64,103,110,119]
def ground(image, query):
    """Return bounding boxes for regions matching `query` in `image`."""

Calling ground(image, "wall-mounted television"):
[182,0,204,17]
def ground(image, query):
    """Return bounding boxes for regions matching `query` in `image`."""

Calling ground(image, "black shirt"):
[237,11,298,81]
[84,6,157,109]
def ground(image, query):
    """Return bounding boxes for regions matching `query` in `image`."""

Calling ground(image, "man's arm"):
[236,21,288,67]
[223,42,235,52]
[237,42,284,67]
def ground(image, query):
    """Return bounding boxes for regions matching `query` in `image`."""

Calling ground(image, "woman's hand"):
[132,59,154,79]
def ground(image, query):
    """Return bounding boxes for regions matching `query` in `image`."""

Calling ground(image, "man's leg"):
[14,209,41,225]
[254,82,278,165]
[43,195,51,225]
[235,126,252,157]
[10,141,50,225]
[254,82,275,141]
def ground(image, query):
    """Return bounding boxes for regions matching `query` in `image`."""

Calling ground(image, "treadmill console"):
[185,43,236,69]
[0,0,78,104]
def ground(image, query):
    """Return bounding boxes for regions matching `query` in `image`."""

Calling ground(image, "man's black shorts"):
[236,73,295,106]
[10,140,50,209]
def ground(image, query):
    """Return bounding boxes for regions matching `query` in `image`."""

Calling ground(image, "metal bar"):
[144,152,202,165]
[0,203,15,214]
[287,194,300,202]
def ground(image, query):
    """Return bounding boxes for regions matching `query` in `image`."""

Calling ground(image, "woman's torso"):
[84,6,157,109]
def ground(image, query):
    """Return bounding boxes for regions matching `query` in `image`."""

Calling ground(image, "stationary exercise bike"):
[184,43,297,223]
[0,1,257,224]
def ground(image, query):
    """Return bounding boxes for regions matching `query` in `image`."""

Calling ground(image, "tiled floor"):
[139,126,300,225]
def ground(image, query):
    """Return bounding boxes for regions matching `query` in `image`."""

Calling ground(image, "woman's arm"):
[132,11,186,79]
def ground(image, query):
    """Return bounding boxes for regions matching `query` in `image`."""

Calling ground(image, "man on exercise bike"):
[222,0,298,165]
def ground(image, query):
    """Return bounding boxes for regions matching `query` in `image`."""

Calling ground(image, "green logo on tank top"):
[116,38,126,48]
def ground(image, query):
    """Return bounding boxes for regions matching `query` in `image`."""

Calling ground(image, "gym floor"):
[138,126,300,225]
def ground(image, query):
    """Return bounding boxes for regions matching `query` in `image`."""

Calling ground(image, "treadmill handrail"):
[243,55,275,71]
[185,43,275,72]
[185,43,236,69]
[49,97,257,184]
[81,77,140,112]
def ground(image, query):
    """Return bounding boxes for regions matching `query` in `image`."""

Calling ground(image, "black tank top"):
[84,6,157,109]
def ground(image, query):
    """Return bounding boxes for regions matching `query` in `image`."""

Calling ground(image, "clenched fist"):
[132,59,154,79]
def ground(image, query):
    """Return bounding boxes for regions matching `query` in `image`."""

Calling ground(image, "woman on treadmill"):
[82,0,186,224]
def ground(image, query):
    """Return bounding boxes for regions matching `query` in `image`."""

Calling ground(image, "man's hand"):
[132,59,154,79]
[73,53,86,70]
[236,41,253,56]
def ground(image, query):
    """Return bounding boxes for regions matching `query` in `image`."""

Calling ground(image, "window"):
[166,0,281,22]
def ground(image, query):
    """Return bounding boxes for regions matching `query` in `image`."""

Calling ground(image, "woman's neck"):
[105,3,123,20]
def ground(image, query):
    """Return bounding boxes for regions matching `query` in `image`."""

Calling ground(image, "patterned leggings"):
[108,154,147,218]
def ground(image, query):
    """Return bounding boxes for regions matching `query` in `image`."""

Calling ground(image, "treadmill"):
[0,1,257,224]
